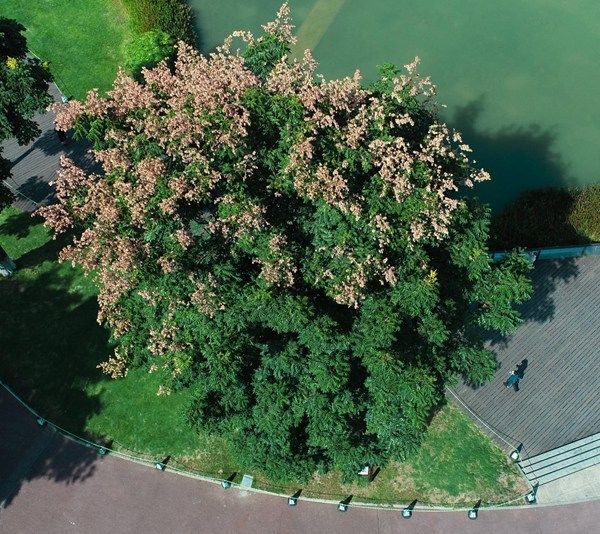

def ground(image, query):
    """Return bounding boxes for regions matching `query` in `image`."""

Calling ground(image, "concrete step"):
[521,433,600,472]
[519,432,600,486]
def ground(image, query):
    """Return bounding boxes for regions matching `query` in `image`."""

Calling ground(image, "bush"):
[569,185,600,242]
[123,30,174,79]
[122,0,195,43]
[490,186,600,249]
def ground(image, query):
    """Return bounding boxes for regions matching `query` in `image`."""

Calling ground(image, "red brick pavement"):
[2,388,599,534]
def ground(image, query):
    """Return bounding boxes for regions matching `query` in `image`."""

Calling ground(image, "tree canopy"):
[40,5,532,481]
[0,17,53,209]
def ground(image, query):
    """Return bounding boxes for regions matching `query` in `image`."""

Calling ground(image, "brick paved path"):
[2,387,600,534]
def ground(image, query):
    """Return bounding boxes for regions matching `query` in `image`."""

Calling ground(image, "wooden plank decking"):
[453,256,600,458]
[1,84,94,213]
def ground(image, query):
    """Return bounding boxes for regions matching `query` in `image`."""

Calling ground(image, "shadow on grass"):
[0,213,110,508]
[0,210,42,239]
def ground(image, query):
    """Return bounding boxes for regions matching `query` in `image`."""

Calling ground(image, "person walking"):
[505,370,520,389]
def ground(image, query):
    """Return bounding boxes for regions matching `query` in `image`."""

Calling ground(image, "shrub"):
[569,185,600,242]
[123,30,174,79]
[122,0,195,43]
[490,186,600,249]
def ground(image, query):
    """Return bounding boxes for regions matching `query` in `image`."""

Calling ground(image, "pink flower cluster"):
[39,4,493,377]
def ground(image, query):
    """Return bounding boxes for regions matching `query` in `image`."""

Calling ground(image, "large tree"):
[40,5,532,480]
[0,17,53,210]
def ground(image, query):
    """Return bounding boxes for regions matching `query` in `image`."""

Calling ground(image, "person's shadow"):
[516,359,529,379]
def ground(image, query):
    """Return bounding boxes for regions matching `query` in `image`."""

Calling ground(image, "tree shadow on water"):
[0,223,111,508]
[450,97,584,348]
[451,96,570,212]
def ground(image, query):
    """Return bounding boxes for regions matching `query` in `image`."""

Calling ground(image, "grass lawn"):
[0,206,527,505]
[0,0,132,98]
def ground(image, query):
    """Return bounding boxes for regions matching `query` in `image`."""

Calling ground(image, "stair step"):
[518,432,600,486]
[521,432,600,468]
[527,455,600,486]
[520,439,600,476]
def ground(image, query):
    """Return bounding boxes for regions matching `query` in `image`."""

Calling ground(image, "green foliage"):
[121,0,195,43]
[490,186,600,249]
[0,17,53,209]
[123,30,174,80]
[45,10,532,483]
[0,206,526,505]
[243,33,290,80]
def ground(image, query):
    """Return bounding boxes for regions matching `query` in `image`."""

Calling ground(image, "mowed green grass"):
[0,206,526,504]
[0,0,131,98]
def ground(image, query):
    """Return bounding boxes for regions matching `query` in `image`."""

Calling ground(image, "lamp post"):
[510,443,523,461]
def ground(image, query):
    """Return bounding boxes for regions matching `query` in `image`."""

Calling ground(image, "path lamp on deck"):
[510,443,523,461]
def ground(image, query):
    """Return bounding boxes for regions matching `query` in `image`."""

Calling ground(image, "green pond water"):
[190,0,600,211]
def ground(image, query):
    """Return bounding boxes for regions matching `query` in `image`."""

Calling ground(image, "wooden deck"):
[453,256,600,458]
[1,84,94,213]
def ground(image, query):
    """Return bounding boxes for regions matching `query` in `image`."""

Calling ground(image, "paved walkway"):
[453,255,600,458]
[1,84,94,212]
[2,388,600,534]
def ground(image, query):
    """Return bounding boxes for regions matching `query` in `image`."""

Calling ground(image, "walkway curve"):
[2,386,600,534]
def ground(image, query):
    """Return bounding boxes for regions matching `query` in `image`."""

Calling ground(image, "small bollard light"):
[288,496,298,507]
[525,483,539,504]
[468,509,478,520]
[337,501,348,513]
[97,447,107,456]
[155,462,166,471]
[401,508,412,519]
[221,480,232,489]
[36,417,46,427]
